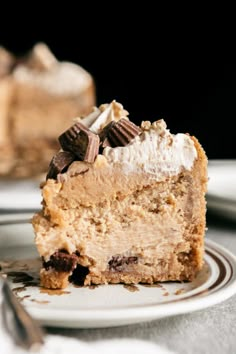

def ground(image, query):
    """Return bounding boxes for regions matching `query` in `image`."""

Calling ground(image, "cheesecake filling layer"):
[35,166,201,287]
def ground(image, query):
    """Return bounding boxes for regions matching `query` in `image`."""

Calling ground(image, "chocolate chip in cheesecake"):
[108,255,138,272]
[46,151,75,180]
[59,122,100,163]
[102,119,141,148]
[43,250,79,272]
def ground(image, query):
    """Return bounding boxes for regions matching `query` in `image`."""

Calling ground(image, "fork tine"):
[1,277,44,351]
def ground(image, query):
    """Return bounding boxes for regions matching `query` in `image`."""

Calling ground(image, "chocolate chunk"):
[108,255,138,272]
[106,119,141,147]
[59,122,100,163]
[98,121,114,149]
[46,151,75,180]
[99,121,115,141]
[43,250,79,272]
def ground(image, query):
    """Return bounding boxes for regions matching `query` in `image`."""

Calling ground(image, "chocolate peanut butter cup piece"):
[99,121,115,149]
[106,119,141,147]
[46,151,75,180]
[59,122,100,163]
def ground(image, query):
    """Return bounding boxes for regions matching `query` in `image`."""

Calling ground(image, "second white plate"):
[0,222,236,328]
[0,179,42,210]
[207,160,236,219]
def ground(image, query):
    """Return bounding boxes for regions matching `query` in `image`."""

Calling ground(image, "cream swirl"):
[77,100,129,134]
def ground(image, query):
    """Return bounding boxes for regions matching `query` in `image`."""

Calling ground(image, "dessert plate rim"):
[0,222,236,328]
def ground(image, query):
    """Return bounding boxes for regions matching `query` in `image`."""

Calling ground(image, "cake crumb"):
[175,288,185,295]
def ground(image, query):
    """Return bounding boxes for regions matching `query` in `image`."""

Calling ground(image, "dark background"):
[1,8,235,159]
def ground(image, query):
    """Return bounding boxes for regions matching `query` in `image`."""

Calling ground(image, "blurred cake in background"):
[0,43,95,178]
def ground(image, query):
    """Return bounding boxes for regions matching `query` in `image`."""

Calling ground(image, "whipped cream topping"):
[76,100,129,134]
[102,119,197,179]
[12,43,92,96]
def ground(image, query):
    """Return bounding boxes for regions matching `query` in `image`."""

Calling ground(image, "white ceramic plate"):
[0,223,236,328]
[207,160,236,219]
[0,179,41,210]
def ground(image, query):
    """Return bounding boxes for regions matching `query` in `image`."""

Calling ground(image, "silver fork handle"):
[1,276,44,352]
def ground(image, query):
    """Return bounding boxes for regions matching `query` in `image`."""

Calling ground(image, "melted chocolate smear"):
[89,285,99,290]
[6,272,40,289]
[17,295,31,303]
[30,299,50,304]
[7,271,34,283]
[73,284,84,288]
[141,283,163,288]
[1,258,41,302]
[21,295,31,301]
[123,284,139,292]
[12,286,28,293]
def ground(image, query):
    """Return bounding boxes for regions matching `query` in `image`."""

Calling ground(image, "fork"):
[0,275,44,351]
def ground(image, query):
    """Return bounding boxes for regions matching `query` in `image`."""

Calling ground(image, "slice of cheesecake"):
[0,43,95,178]
[32,101,208,289]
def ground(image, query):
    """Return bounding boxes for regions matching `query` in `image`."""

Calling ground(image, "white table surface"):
[42,213,236,354]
